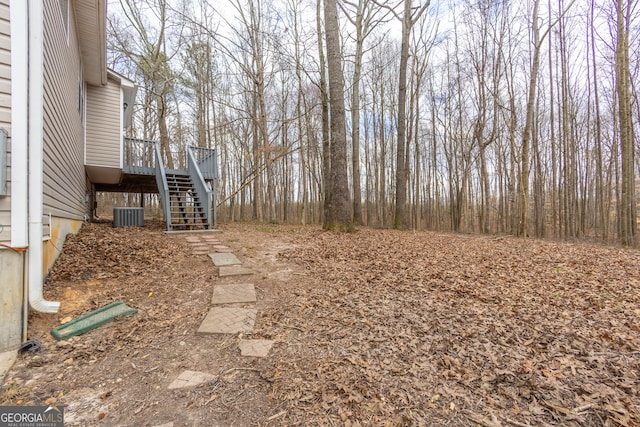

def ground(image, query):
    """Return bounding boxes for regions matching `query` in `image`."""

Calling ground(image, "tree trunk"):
[317,0,331,225]
[616,0,637,246]
[323,0,353,231]
[393,0,412,230]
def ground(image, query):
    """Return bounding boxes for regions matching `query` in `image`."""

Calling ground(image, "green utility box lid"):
[51,302,137,340]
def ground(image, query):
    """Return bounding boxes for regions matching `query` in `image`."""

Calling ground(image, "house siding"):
[0,0,10,244]
[86,77,121,168]
[0,0,20,354]
[42,0,86,220]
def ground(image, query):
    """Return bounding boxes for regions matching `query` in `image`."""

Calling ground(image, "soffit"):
[74,0,107,86]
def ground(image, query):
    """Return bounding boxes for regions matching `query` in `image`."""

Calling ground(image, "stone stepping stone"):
[212,245,231,251]
[192,250,210,255]
[191,245,210,251]
[185,237,201,243]
[197,307,257,334]
[212,283,256,305]
[239,339,275,358]
[209,252,242,266]
[218,266,253,277]
[167,370,214,389]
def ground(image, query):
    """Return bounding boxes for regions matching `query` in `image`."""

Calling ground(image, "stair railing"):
[189,146,217,180]
[154,142,172,231]
[187,147,212,229]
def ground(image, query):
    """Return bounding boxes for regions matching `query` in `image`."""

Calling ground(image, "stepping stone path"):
[208,252,242,266]
[238,339,275,357]
[169,232,275,396]
[211,283,256,304]
[183,234,225,256]
[197,307,257,334]
[167,370,215,389]
[217,265,253,277]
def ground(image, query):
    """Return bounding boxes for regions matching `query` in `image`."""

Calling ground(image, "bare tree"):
[109,0,181,168]
[323,0,354,231]
[376,0,431,229]
[615,0,637,246]
[341,0,388,225]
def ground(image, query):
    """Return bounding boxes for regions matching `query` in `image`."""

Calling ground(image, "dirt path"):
[1,223,639,426]
[0,222,305,426]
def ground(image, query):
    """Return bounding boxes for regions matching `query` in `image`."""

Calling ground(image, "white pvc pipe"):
[28,0,59,313]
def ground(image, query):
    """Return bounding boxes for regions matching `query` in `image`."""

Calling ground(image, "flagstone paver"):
[209,252,242,266]
[202,237,221,242]
[212,283,256,304]
[238,340,275,358]
[197,307,257,334]
[218,266,253,277]
[167,370,215,389]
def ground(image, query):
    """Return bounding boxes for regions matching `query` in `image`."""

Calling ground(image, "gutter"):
[28,0,60,313]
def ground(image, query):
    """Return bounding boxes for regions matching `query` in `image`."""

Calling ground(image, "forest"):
[106,0,639,245]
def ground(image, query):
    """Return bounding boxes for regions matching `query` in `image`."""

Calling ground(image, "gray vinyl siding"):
[42,0,86,220]
[86,77,121,168]
[0,0,10,244]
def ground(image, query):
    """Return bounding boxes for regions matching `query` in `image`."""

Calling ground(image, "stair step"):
[169,212,205,216]
[169,205,203,208]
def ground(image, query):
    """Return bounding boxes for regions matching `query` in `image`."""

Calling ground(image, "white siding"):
[42,0,86,220]
[86,77,121,168]
[0,0,10,244]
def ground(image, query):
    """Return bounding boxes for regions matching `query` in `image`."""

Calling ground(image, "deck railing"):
[123,137,156,175]
[124,138,217,180]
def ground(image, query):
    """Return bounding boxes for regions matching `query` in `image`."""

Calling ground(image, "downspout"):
[10,0,31,339]
[28,0,59,313]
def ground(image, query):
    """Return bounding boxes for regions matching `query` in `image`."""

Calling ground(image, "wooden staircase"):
[166,172,209,229]
[146,142,215,231]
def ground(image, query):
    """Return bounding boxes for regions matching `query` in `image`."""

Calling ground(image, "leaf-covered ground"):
[266,229,640,426]
[1,223,638,426]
